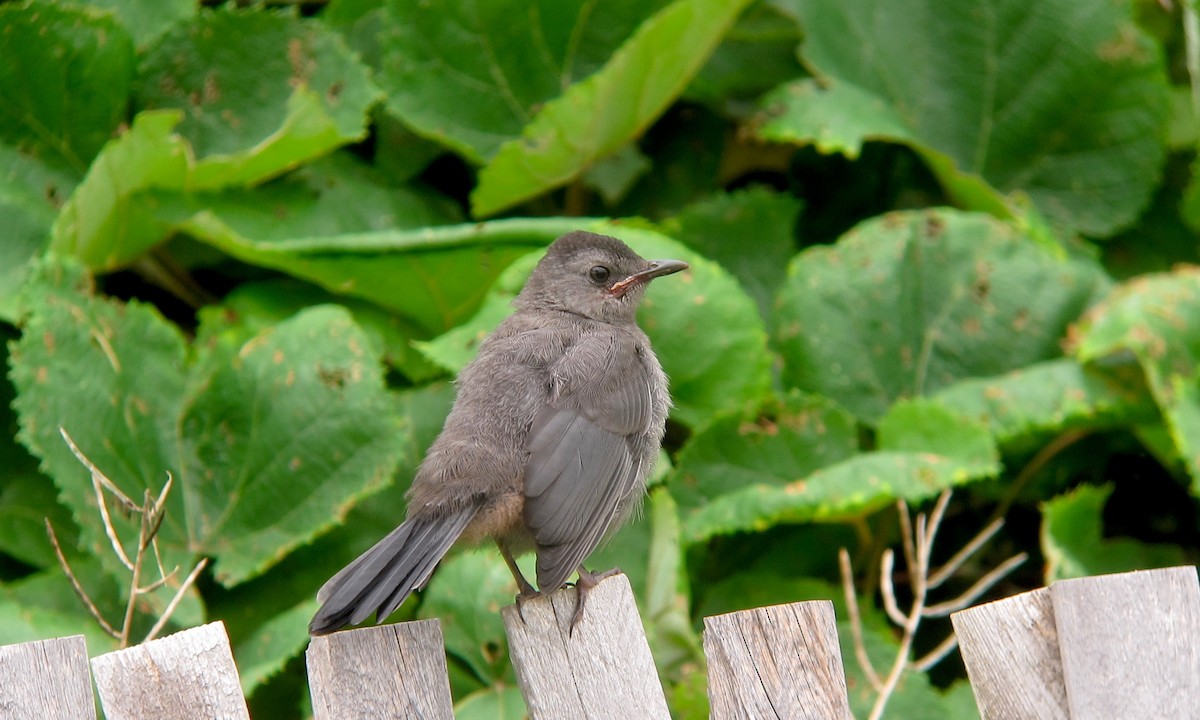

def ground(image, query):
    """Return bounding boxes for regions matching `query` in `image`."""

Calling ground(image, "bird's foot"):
[569,567,622,636]
[514,587,540,624]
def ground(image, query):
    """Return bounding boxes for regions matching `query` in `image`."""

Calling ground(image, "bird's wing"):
[523,333,653,591]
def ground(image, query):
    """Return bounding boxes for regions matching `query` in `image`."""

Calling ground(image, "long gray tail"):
[309,507,476,635]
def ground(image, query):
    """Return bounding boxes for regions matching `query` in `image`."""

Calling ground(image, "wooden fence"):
[3,566,1199,719]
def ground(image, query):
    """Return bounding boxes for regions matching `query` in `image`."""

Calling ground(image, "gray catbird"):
[309,230,687,635]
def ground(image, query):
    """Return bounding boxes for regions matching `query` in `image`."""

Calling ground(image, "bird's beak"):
[609,259,689,297]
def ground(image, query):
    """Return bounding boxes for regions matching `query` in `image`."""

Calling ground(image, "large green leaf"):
[670,391,859,518]
[417,224,772,428]
[471,0,754,216]
[378,0,674,164]
[135,8,380,175]
[175,216,570,335]
[1042,483,1187,583]
[182,305,404,585]
[50,111,190,270]
[933,358,1159,448]
[762,0,1170,236]
[681,398,999,543]
[8,259,196,606]
[9,259,406,588]
[0,1,134,172]
[774,209,1110,421]
[1071,266,1200,488]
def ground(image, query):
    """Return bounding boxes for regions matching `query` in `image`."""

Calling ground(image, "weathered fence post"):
[502,572,671,719]
[306,618,455,720]
[953,565,1200,720]
[952,587,1067,719]
[90,621,250,720]
[0,634,96,719]
[704,599,852,720]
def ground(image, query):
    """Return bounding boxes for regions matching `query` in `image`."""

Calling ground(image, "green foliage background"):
[1,0,1198,717]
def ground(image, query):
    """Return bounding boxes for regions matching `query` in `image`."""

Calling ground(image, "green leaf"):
[0,1,134,172]
[175,216,570,335]
[135,8,380,171]
[933,358,1159,448]
[378,0,674,164]
[417,223,772,427]
[454,685,527,720]
[762,0,1170,236]
[418,550,515,685]
[774,209,1111,421]
[681,398,998,543]
[8,258,196,605]
[0,144,76,322]
[665,187,800,320]
[1042,483,1187,583]
[671,391,859,517]
[182,305,404,585]
[472,0,753,216]
[88,0,195,49]
[232,599,320,695]
[1071,266,1200,488]
[50,110,190,270]
[217,278,443,384]
[683,0,805,109]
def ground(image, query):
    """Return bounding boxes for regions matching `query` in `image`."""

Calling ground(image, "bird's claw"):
[569,567,621,636]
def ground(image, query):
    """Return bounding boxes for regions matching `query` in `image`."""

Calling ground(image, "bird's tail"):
[309,507,476,635]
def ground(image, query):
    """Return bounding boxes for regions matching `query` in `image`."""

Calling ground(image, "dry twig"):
[839,489,1027,720]
[47,428,208,648]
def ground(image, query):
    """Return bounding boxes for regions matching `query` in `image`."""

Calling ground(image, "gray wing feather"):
[524,408,641,592]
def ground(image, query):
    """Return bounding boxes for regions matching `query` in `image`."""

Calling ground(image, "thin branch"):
[144,558,208,643]
[925,553,1028,618]
[46,520,119,639]
[896,499,917,575]
[913,633,961,673]
[879,550,908,626]
[990,429,1089,526]
[839,548,883,691]
[928,517,1004,588]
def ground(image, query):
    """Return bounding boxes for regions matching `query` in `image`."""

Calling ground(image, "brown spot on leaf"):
[1013,309,1029,331]
[273,349,285,364]
[963,316,981,336]
[318,365,349,388]
[289,456,302,472]
[924,212,945,237]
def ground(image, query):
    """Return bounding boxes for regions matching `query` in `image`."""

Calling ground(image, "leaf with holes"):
[774,209,1110,421]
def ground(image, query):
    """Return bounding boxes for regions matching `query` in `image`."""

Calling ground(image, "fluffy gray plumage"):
[309,230,687,635]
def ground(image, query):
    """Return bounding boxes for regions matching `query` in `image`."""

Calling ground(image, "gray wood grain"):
[951,587,1068,720]
[306,618,454,720]
[91,621,249,720]
[501,572,670,719]
[703,599,852,720]
[0,634,96,719]
[1051,565,1200,720]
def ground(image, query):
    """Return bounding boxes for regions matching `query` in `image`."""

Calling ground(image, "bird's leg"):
[496,540,538,622]
[570,566,622,635]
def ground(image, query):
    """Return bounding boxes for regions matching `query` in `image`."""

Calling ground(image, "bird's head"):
[516,231,688,324]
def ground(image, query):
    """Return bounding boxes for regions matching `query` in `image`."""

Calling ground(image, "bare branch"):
[59,427,136,509]
[912,633,960,672]
[839,548,883,692]
[925,552,1028,618]
[144,558,208,643]
[46,519,119,639]
[879,550,908,627]
[928,516,1005,588]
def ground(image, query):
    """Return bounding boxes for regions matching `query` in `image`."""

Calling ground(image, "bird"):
[309,230,688,635]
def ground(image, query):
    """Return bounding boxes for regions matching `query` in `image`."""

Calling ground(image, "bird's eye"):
[588,265,611,284]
